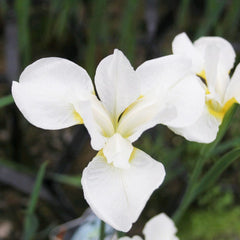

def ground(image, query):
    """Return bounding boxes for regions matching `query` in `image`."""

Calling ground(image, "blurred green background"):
[1,0,240,239]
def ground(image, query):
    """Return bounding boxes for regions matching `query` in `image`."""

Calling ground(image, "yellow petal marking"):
[129,147,137,163]
[73,110,84,124]
[97,149,104,157]
[118,95,144,121]
[97,146,136,165]
[197,70,206,80]
[205,88,210,95]
[206,97,237,121]
[197,69,208,86]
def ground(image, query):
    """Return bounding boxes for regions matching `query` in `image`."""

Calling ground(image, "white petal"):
[117,94,176,143]
[82,148,165,232]
[136,55,192,95]
[95,49,140,119]
[201,43,230,99]
[165,74,205,128]
[103,133,133,169]
[172,32,204,73]
[225,63,240,103]
[143,213,179,240]
[76,95,114,150]
[110,234,119,240]
[12,57,93,130]
[194,36,236,73]
[119,237,143,240]
[169,106,220,143]
[195,37,235,98]
[203,44,220,92]
[119,55,201,142]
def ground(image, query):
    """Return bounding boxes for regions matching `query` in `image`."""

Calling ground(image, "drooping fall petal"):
[170,105,220,143]
[82,148,165,232]
[12,57,93,130]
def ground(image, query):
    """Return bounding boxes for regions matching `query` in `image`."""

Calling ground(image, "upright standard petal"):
[12,58,93,130]
[143,213,179,240]
[95,49,140,120]
[136,55,205,129]
[136,55,192,96]
[195,37,235,97]
[172,32,203,73]
[82,148,165,232]
[201,43,232,99]
[225,63,240,103]
[194,36,236,73]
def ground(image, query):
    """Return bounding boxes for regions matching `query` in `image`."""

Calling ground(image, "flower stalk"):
[173,104,238,223]
[100,220,105,240]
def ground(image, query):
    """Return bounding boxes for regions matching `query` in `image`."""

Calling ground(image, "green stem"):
[100,220,105,240]
[173,104,238,223]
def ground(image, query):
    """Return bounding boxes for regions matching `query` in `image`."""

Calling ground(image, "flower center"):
[103,133,133,169]
[197,70,236,120]
[206,97,236,121]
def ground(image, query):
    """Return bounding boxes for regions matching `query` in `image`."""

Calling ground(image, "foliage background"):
[1,0,240,239]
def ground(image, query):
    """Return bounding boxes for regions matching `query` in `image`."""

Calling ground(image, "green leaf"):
[222,0,240,37]
[100,220,105,240]
[195,0,226,38]
[194,148,240,198]
[85,0,108,78]
[47,0,79,39]
[0,95,14,108]
[23,161,48,240]
[176,0,191,29]
[119,0,139,62]
[189,103,238,190]
[24,214,39,240]
[173,104,238,223]
[48,173,82,188]
[214,136,240,155]
[15,0,31,67]
[0,158,82,188]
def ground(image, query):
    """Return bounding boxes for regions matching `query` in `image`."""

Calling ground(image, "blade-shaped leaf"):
[49,173,81,188]
[15,0,31,67]
[85,0,108,78]
[176,0,191,29]
[0,95,13,108]
[23,161,48,240]
[194,148,240,198]
[195,0,226,38]
[173,104,238,223]
[119,0,139,62]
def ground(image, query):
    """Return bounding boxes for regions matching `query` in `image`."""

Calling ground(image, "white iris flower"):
[12,49,204,231]
[112,213,178,240]
[171,32,240,143]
